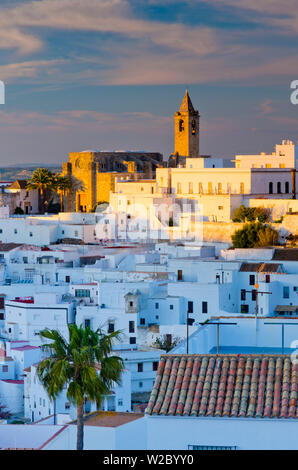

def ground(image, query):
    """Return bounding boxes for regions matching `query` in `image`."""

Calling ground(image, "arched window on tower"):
[191,119,196,135]
[179,120,184,132]
[269,182,273,194]
[285,181,289,194]
[277,182,281,194]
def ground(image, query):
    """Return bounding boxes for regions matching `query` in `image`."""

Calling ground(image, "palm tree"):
[26,168,55,214]
[69,176,86,212]
[36,324,124,450]
[53,175,72,212]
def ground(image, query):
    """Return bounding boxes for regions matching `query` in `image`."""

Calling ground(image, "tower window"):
[191,119,196,135]
[179,120,184,132]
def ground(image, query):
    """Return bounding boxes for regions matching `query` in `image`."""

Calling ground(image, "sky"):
[0,0,298,165]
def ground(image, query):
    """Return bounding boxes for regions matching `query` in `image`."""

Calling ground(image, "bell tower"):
[174,90,200,158]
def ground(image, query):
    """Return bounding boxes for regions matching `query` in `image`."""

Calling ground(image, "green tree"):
[256,225,279,247]
[253,207,271,223]
[37,324,124,450]
[232,205,271,223]
[14,206,24,215]
[153,334,181,352]
[26,168,55,214]
[53,175,72,212]
[232,222,279,248]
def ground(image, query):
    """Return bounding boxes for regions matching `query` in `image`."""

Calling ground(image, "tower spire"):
[179,89,196,114]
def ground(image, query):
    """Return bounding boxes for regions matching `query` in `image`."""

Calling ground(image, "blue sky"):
[0,0,298,165]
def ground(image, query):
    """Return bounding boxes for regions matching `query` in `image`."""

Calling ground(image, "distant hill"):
[0,165,62,182]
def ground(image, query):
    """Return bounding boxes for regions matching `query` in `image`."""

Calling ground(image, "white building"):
[235,140,298,169]
[2,292,75,346]
[24,360,132,423]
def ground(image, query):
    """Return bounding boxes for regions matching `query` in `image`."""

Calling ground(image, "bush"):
[232,205,271,223]
[14,207,24,215]
[256,225,279,247]
[153,335,181,352]
[232,222,279,248]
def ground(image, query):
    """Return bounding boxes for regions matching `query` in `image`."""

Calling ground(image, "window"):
[283,286,290,299]
[0,297,4,309]
[155,302,159,309]
[285,182,289,194]
[65,402,70,410]
[179,119,184,132]
[153,362,158,371]
[277,182,281,194]
[65,275,70,283]
[14,229,17,234]
[129,321,135,333]
[177,270,183,281]
[108,321,115,333]
[139,382,143,388]
[74,231,79,237]
[241,289,246,301]
[240,182,244,194]
[218,206,224,210]
[218,183,222,195]
[269,182,273,194]
[188,301,193,313]
[138,363,143,372]
[2,365,8,372]
[241,304,249,314]
[265,163,271,168]
[191,119,196,135]
[177,183,182,194]
[208,182,212,194]
[130,337,136,345]
[189,182,193,194]
[84,319,91,328]
[118,399,123,407]
[202,301,208,314]
[252,290,257,301]
[75,289,90,298]
[140,318,145,325]
[249,275,255,286]
[170,305,174,310]
[29,232,33,237]
[198,183,203,194]
[265,275,270,283]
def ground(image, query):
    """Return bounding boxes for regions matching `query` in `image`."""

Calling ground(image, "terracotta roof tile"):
[146,354,298,419]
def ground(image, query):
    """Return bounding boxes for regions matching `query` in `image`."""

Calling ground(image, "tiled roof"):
[146,354,298,419]
[0,243,23,252]
[11,345,39,351]
[239,262,282,273]
[7,180,28,190]
[273,248,298,262]
[72,411,144,428]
